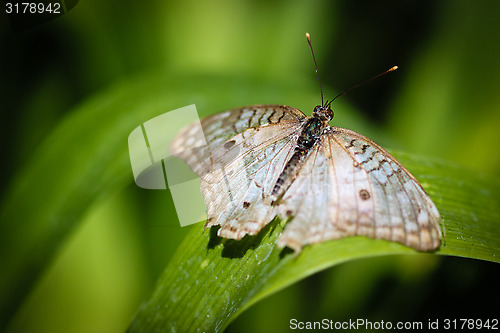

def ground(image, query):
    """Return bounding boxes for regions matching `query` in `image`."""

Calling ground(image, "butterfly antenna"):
[306,33,324,106]
[331,66,398,102]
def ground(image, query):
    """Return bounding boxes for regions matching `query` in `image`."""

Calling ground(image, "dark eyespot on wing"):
[359,189,371,200]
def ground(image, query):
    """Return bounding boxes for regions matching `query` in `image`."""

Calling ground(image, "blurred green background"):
[1,0,499,332]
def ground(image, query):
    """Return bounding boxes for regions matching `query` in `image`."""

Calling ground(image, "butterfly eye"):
[326,106,334,119]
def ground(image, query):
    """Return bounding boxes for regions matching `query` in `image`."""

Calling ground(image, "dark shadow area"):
[205,217,283,259]
[279,246,295,259]
[207,225,223,250]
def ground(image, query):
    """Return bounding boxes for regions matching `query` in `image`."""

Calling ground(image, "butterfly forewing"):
[170,105,305,176]
[170,105,307,238]
[335,128,441,250]
[276,126,441,251]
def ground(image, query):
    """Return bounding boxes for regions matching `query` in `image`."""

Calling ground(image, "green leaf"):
[127,152,500,332]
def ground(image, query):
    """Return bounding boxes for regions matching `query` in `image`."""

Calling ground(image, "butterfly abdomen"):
[270,117,326,204]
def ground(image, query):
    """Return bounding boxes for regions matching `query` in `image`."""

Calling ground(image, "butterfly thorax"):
[298,116,325,148]
[270,106,332,204]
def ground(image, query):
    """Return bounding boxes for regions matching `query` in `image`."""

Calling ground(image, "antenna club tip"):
[306,32,311,41]
[390,66,398,71]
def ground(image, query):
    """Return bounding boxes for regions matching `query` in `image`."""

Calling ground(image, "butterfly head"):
[312,101,334,122]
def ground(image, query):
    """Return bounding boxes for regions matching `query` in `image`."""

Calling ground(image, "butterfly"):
[169,36,441,253]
